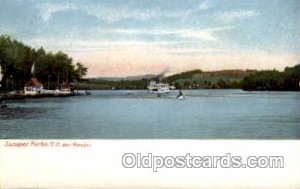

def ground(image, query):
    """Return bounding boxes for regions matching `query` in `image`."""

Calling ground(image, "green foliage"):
[217,79,229,89]
[78,78,152,90]
[0,35,88,91]
[79,67,299,91]
[242,66,300,91]
[80,70,252,90]
[166,69,251,89]
[166,69,202,82]
[75,62,88,81]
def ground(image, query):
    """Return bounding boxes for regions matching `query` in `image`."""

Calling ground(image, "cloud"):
[198,0,212,10]
[81,6,188,23]
[73,50,299,77]
[98,26,234,41]
[216,10,259,22]
[81,1,213,23]
[81,5,157,23]
[23,25,234,56]
[36,1,212,23]
[179,26,234,41]
[25,38,193,52]
[23,38,299,77]
[36,2,77,21]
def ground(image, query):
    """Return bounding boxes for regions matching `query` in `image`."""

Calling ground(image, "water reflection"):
[0,105,50,119]
[0,90,300,139]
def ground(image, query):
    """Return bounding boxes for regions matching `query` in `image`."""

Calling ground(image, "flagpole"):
[0,61,2,90]
[31,62,35,77]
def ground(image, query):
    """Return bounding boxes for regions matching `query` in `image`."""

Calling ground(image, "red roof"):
[62,82,75,89]
[25,78,43,87]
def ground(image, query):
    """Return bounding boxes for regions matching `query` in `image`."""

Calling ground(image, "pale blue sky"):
[0,0,299,76]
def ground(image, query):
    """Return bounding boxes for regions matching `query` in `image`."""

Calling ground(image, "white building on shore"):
[24,78,43,96]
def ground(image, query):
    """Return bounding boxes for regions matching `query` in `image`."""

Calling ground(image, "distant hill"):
[124,74,157,81]
[165,69,254,89]
[92,74,157,81]
[81,69,254,90]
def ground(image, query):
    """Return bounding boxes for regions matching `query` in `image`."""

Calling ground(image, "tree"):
[242,65,300,91]
[0,35,88,91]
[183,80,191,88]
[217,79,229,89]
[174,82,182,89]
[74,62,88,81]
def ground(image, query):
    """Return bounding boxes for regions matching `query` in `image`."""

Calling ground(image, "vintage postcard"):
[0,0,299,188]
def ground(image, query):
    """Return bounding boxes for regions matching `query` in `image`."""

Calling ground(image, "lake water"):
[0,90,299,139]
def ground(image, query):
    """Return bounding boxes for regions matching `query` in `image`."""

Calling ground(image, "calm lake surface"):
[0,90,299,139]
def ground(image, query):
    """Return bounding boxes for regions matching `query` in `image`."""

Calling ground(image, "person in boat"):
[177,89,183,99]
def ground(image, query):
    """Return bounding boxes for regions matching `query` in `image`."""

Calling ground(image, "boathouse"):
[24,78,43,95]
[60,82,74,95]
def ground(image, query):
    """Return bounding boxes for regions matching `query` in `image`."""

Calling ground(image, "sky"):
[0,0,299,77]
